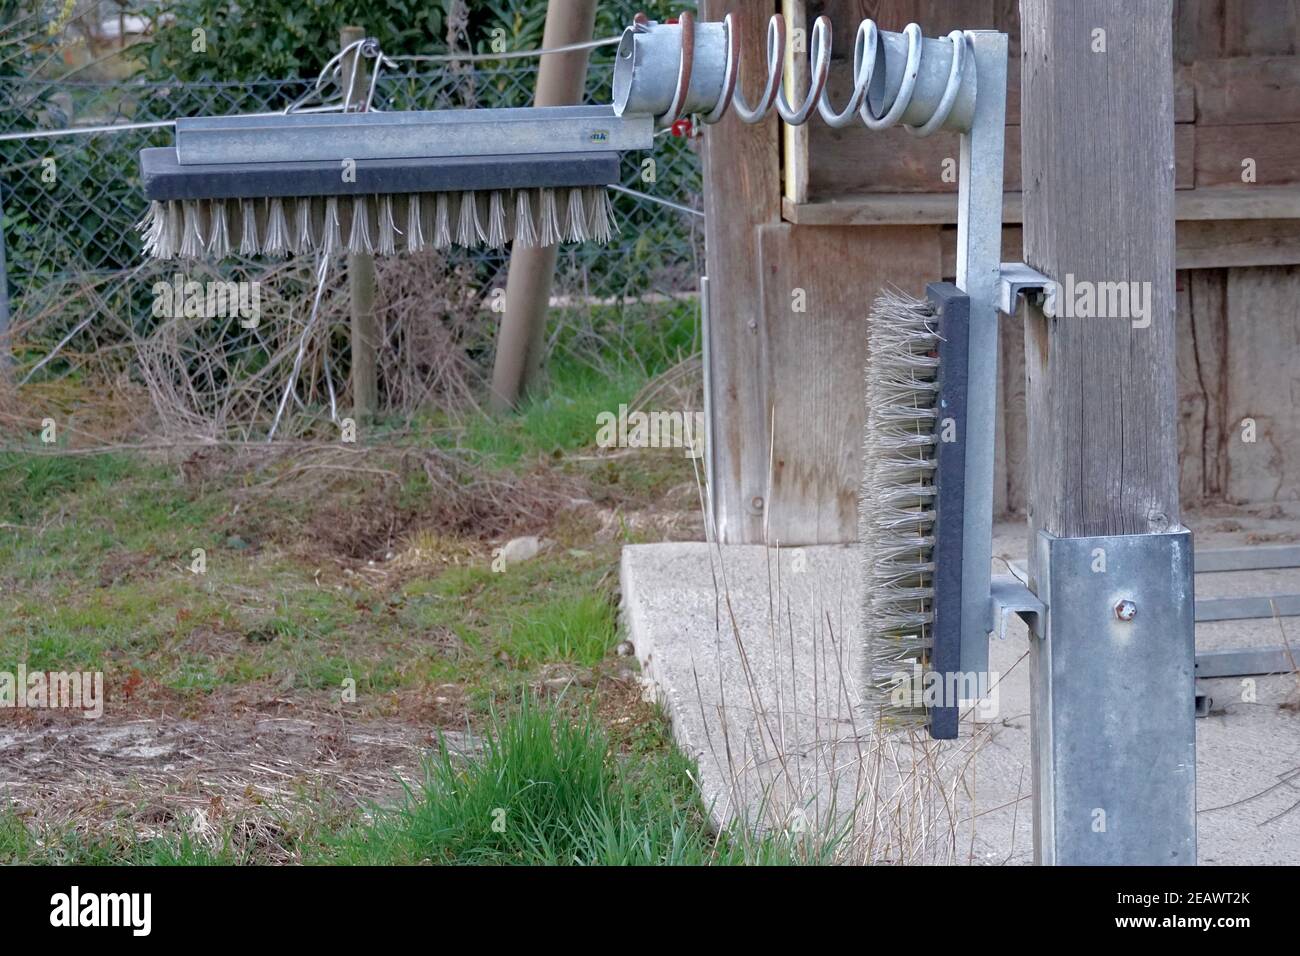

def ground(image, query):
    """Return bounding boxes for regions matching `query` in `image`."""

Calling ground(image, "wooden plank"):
[1224,265,1300,502]
[1176,123,1196,188]
[1188,56,1300,126]
[807,122,1021,195]
[1174,272,1199,505]
[1175,0,1298,59]
[786,184,1300,225]
[784,192,1022,224]
[947,221,1300,282]
[820,0,996,42]
[1021,0,1181,539]
[757,223,942,544]
[701,0,783,545]
[1196,122,1300,186]
[1177,184,1300,218]
[1223,0,1299,55]
[807,118,1193,196]
[1174,0,1224,63]
[1175,69,1196,123]
[1176,219,1300,268]
[999,303,1027,515]
[990,0,1020,56]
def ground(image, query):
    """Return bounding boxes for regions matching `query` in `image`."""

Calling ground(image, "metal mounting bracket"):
[1030,528,1197,865]
[998,261,1056,317]
[988,573,1044,641]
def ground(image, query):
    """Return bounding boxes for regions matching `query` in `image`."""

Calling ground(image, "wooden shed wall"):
[701,0,1300,544]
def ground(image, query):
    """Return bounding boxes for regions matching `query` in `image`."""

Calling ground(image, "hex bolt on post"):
[1115,599,1137,622]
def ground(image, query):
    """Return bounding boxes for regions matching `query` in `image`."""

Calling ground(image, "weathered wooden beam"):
[701,0,782,543]
[786,186,1300,228]
[1022,2,1180,536]
[1186,55,1300,126]
[1021,0,1190,865]
[1196,122,1300,187]
[1174,219,1300,268]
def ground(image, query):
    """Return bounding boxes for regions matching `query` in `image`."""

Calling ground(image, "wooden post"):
[1021,1,1189,863]
[342,26,379,421]
[489,0,598,412]
[700,0,782,543]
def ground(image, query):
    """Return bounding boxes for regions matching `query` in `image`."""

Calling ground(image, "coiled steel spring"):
[626,11,972,136]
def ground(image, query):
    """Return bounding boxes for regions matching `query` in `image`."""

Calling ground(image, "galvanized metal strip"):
[1195,646,1298,678]
[1194,594,1300,622]
[954,31,1008,683]
[175,105,654,166]
[1019,546,1300,581]
[1195,544,1300,573]
[1031,529,1196,866]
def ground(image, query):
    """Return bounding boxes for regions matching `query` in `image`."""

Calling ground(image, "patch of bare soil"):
[257,450,582,563]
[96,549,158,588]
[596,672,664,753]
[0,708,476,860]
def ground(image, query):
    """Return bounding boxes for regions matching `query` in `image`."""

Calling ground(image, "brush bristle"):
[138,187,619,260]
[859,288,943,729]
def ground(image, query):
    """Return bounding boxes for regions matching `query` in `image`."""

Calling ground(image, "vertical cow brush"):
[859,286,970,737]
[610,13,1008,739]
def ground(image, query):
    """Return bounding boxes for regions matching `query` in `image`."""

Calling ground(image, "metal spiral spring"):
[645,11,970,136]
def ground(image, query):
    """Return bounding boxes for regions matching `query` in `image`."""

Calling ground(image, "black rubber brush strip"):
[926,281,970,742]
[139,147,622,201]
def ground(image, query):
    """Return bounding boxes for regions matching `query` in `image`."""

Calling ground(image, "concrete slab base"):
[620,521,1300,864]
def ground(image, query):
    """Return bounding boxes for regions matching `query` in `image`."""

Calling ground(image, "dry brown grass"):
[0,703,474,862]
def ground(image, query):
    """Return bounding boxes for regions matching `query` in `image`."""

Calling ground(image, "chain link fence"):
[0,48,704,438]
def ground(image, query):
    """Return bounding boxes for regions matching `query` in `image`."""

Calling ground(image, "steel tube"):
[612,21,728,123]
[176,106,652,166]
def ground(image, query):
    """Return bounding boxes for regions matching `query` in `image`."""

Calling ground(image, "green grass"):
[0,448,137,523]
[314,699,798,865]
[0,300,744,865]
[0,813,241,865]
[399,552,620,674]
[407,299,699,468]
[0,301,678,701]
[459,367,648,465]
[504,593,617,666]
[0,798,360,865]
[0,451,222,585]
[1,700,808,866]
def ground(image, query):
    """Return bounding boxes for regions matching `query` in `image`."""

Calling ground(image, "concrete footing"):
[620,523,1300,864]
